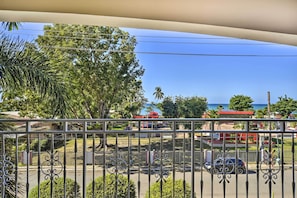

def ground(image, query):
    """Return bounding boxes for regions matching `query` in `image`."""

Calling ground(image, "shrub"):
[29,177,80,198]
[86,174,136,198]
[145,177,194,198]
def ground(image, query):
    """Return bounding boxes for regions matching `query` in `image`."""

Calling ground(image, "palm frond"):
[0,32,68,117]
[1,22,21,31]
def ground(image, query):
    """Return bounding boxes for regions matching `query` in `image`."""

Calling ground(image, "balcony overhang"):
[1,0,297,46]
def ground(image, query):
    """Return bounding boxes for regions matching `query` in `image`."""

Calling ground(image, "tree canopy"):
[271,95,297,118]
[1,24,146,118]
[229,95,254,111]
[161,96,207,118]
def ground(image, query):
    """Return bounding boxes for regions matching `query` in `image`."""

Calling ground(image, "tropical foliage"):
[229,95,254,111]
[271,95,297,118]
[0,32,68,117]
[1,22,20,31]
[1,24,146,118]
[153,86,164,100]
[161,96,207,118]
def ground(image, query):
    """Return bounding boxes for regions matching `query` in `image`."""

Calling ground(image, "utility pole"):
[267,91,271,118]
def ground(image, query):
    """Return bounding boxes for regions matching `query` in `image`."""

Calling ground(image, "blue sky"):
[4,22,297,104]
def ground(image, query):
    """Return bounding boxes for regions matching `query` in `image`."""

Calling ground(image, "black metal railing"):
[0,118,296,198]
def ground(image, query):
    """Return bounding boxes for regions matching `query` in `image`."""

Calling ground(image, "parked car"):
[204,157,246,174]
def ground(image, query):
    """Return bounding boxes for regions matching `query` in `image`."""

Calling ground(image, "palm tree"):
[1,22,20,31]
[1,23,67,197]
[0,32,68,117]
[153,86,164,101]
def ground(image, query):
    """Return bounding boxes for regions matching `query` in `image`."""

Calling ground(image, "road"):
[19,166,295,198]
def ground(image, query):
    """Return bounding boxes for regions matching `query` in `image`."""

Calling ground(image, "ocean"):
[140,103,267,115]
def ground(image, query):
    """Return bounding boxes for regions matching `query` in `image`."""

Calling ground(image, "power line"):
[4,32,277,47]
[9,27,277,46]
[37,45,297,57]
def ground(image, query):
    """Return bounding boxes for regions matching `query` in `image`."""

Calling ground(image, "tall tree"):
[229,95,254,111]
[153,86,164,101]
[34,24,145,119]
[161,97,177,118]
[271,95,297,118]
[161,96,207,118]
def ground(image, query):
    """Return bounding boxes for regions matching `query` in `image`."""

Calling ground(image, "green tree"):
[161,97,177,118]
[161,96,207,118]
[207,109,219,118]
[153,86,164,100]
[34,24,145,119]
[229,95,254,111]
[255,108,267,118]
[271,95,297,118]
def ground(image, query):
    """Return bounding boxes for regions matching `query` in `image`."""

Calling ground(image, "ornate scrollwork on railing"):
[150,150,170,182]
[260,149,281,184]
[0,155,15,186]
[107,152,135,174]
[41,151,63,181]
[213,154,234,184]
[205,153,246,184]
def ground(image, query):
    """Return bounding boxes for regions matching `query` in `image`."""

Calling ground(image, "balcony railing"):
[0,118,296,198]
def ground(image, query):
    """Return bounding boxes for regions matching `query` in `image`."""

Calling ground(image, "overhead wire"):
[3,27,297,57]
[34,45,297,57]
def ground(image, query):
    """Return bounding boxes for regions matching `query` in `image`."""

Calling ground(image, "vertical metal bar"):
[256,124,260,198]
[137,120,141,198]
[92,132,95,198]
[128,132,131,198]
[200,123,204,198]
[82,121,87,198]
[235,129,238,198]
[268,122,272,198]
[222,127,226,198]
[37,133,41,198]
[160,131,163,198]
[74,133,78,198]
[281,121,285,198]
[191,121,195,198]
[15,133,19,198]
[183,127,186,198]
[1,133,5,198]
[148,127,151,198]
[115,132,119,198]
[103,121,107,197]
[245,121,249,198]
[50,131,54,198]
[211,121,214,198]
[26,121,30,198]
[172,121,176,198]
[63,121,67,198]
[291,127,296,198]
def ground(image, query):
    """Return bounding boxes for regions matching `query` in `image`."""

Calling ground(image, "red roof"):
[218,111,254,115]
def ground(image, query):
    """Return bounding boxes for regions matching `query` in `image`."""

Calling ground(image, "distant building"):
[218,110,254,118]
[217,111,257,142]
[133,111,159,118]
